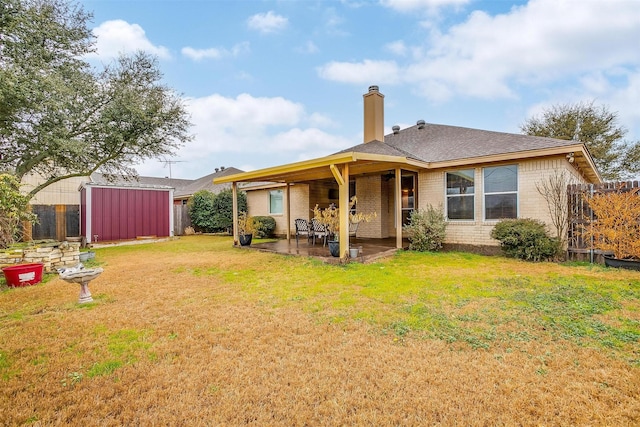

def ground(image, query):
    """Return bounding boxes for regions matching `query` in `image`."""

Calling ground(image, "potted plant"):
[313,196,376,257]
[581,187,640,271]
[237,212,257,246]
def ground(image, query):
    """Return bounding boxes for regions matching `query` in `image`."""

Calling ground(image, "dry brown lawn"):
[1,236,639,426]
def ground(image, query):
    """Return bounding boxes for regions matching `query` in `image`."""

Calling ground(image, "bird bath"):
[58,264,103,304]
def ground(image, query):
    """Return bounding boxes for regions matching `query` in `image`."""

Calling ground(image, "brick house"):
[215,86,601,258]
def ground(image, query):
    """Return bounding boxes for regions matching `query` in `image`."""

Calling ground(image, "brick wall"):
[419,157,589,247]
[246,184,310,237]
[355,175,388,238]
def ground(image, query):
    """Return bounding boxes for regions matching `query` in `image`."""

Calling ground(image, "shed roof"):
[90,172,189,190]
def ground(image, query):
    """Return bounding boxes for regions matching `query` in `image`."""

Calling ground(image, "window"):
[484,165,518,220]
[401,174,416,225]
[446,169,475,220]
[269,190,283,214]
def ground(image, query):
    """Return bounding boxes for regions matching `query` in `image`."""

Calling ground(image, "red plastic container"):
[1,263,44,287]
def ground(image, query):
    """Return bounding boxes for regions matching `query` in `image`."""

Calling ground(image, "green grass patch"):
[169,239,640,361]
[87,360,123,378]
[83,326,153,377]
[0,350,20,380]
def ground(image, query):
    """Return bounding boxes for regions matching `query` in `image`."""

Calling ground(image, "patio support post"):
[339,164,350,259]
[395,167,402,249]
[286,183,291,243]
[232,182,238,246]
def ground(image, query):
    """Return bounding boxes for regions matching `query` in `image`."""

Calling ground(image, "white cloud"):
[181,47,224,61]
[296,41,319,54]
[247,11,288,34]
[161,93,355,176]
[271,128,351,152]
[380,0,470,13]
[320,0,640,103]
[308,112,335,128]
[181,42,250,61]
[576,68,640,138]
[91,20,171,60]
[385,40,408,56]
[413,0,640,100]
[317,59,400,85]
[323,7,349,37]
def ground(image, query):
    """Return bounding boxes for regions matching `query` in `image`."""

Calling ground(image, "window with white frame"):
[446,169,475,220]
[269,189,283,214]
[483,165,518,220]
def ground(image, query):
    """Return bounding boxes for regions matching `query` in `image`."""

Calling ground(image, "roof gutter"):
[427,143,602,183]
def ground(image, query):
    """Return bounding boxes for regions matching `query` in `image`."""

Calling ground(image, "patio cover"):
[214,150,429,258]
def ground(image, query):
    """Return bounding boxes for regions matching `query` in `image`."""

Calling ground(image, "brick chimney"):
[363,85,384,143]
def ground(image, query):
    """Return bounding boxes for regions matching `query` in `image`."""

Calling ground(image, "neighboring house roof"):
[174,167,243,198]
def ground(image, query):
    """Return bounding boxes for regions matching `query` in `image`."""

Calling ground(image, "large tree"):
[520,102,640,180]
[0,0,191,198]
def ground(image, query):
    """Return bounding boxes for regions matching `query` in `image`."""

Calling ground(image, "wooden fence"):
[567,181,640,261]
[173,204,191,236]
[26,204,80,242]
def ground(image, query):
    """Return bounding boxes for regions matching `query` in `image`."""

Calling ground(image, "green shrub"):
[212,189,247,233]
[0,174,38,248]
[253,216,276,238]
[188,189,247,233]
[490,218,561,262]
[404,205,447,252]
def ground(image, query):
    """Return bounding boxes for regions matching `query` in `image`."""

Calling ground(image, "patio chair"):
[311,218,330,246]
[294,218,312,247]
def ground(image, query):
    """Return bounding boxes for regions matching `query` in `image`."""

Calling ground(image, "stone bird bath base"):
[58,264,104,304]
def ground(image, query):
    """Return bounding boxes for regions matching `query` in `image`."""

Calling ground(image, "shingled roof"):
[345,122,579,164]
[89,172,191,190]
[174,167,243,198]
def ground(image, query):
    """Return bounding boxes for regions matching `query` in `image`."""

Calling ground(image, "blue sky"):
[81,0,640,180]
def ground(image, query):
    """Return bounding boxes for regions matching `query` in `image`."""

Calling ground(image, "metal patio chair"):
[294,218,312,247]
[311,218,330,246]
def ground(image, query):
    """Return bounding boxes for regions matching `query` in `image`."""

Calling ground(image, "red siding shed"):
[80,183,173,244]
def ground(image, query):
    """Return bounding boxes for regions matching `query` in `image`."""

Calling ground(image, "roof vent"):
[368,85,379,93]
[220,166,225,171]
[392,125,400,134]
[215,168,219,172]
[417,119,426,129]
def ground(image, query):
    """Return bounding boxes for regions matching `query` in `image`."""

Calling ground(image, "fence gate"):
[30,205,80,241]
[173,204,191,236]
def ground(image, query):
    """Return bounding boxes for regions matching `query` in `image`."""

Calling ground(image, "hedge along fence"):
[567,180,640,262]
